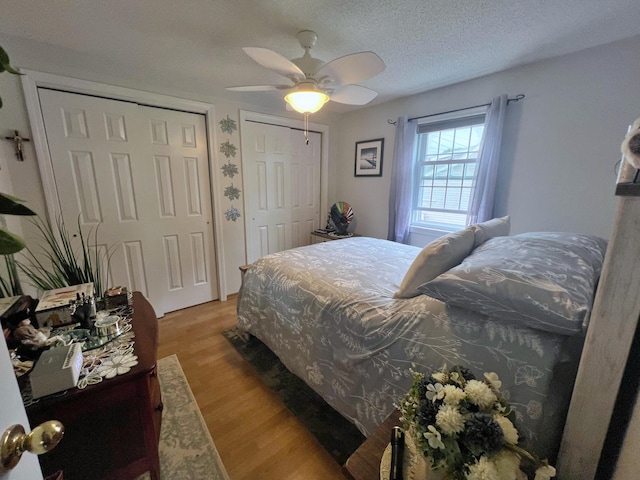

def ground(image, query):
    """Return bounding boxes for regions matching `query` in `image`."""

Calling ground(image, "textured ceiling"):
[1,0,640,113]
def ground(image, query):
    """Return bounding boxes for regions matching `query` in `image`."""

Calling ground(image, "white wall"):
[334,34,640,243]
[2,31,639,293]
[0,33,340,298]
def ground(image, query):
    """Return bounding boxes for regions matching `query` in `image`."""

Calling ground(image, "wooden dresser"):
[25,292,162,480]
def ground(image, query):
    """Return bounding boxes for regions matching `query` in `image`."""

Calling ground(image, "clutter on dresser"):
[1,294,38,350]
[94,314,126,338]
[34,282,95,328]
[6,283,134,381]
[13,319,63,349]
[104,285,131,310]
[29,343,83,399]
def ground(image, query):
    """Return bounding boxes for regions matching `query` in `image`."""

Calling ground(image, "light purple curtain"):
[466,94,508,225]
[387,116,416,243]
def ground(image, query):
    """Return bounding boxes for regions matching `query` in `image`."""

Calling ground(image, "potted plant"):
[17,215,112,298]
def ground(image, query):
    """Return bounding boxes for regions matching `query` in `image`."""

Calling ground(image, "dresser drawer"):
[149,365,163,443]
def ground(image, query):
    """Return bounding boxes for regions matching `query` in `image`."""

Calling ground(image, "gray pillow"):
[394,227,475,299]
[420,232,608,335]
[471,215,510,248]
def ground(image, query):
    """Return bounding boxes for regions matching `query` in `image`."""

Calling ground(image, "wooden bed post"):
[557,162,640,479]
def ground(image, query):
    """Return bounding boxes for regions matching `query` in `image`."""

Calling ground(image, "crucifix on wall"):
[3,130,31,162]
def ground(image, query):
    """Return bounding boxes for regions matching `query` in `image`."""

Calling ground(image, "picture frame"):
[354,138,384,177]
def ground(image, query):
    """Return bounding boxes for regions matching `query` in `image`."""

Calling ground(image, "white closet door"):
[241,120,321,264]
[38,89,218,315]
[290,129,322,248]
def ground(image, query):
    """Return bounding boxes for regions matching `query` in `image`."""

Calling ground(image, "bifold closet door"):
[38,88,218,316]
[241,120,321,264]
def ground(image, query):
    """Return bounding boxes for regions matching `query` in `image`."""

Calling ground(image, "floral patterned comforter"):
[236,237,584,461]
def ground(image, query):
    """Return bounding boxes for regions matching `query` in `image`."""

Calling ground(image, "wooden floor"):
[157,295,350,480]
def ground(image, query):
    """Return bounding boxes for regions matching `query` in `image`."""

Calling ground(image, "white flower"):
[442,384,466,405]
[465,379,497,409]
[77,373,102,390]
[494,415,519,444]
[426,382,445,402]
[450,371,464,385]
[493,450,521,480]
[432,371,449,383]
[435,404,465,435]
[97,353,138,379]
[534,465,556,480]
[466,455,500,480]
[484,372,502,390]
[424,425,445,449]
[400,365,549,480]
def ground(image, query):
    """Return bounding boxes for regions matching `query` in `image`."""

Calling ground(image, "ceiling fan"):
[227,30,386,114]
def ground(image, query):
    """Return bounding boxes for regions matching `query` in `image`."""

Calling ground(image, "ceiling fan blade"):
[243,47,305,80]
[330,85,378,105]
[315,52,385,86]
[226,84,292,92]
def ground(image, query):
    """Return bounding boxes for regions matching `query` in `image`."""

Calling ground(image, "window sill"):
[409,225,460,236]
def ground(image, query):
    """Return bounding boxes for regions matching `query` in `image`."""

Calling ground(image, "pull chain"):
[304,113,310,145]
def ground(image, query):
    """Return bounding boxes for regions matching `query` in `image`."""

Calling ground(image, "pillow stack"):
[420,231,607,335]
[470,215,511,248]
[394,216,510,299]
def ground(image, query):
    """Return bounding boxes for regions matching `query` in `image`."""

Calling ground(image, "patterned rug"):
[156,354,230,480]
[223,328,365,465]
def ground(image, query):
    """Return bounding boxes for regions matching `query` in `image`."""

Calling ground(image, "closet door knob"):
[1,421,65,472]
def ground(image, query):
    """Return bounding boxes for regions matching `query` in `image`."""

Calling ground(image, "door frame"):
[239,110,329,262]
[20,69,228,301]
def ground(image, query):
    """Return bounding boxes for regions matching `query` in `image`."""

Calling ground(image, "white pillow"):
[394,227,475,299]
[471,215,510,248]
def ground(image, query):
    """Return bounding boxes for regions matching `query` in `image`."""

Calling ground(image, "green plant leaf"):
[0,193,37,216]
[0,255,23,297]
[0,228,26,254]
[0,45,21,75]
[0,46,9,68]
[16,215,115,295]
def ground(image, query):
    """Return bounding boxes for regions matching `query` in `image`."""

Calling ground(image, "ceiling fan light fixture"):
[284,83,329,114]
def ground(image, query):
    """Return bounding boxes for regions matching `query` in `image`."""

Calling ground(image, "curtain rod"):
[387,94,525,126]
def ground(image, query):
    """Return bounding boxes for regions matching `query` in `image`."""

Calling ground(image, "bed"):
[236,219,607,462]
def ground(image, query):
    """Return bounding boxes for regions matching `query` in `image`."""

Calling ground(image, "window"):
[412,114,485,230]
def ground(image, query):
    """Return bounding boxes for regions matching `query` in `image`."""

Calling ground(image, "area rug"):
[223,328,365,465]
[156,354,230,480]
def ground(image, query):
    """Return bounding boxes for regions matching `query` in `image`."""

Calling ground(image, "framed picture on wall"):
[354,138,384,177]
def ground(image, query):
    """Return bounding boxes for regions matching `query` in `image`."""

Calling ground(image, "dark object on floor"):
[223,328,365,465]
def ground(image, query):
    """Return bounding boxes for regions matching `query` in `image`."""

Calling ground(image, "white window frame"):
[410,107,487,234]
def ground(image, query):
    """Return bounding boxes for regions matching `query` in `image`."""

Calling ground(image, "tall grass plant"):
[18,215,114,297]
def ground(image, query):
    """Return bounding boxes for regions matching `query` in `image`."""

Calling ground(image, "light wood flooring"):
[157,295,350,480]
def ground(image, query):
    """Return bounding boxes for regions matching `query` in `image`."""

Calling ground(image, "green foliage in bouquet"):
[399,365,556,480]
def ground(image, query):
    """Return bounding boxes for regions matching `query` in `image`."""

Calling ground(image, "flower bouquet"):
[399,365,556,480]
